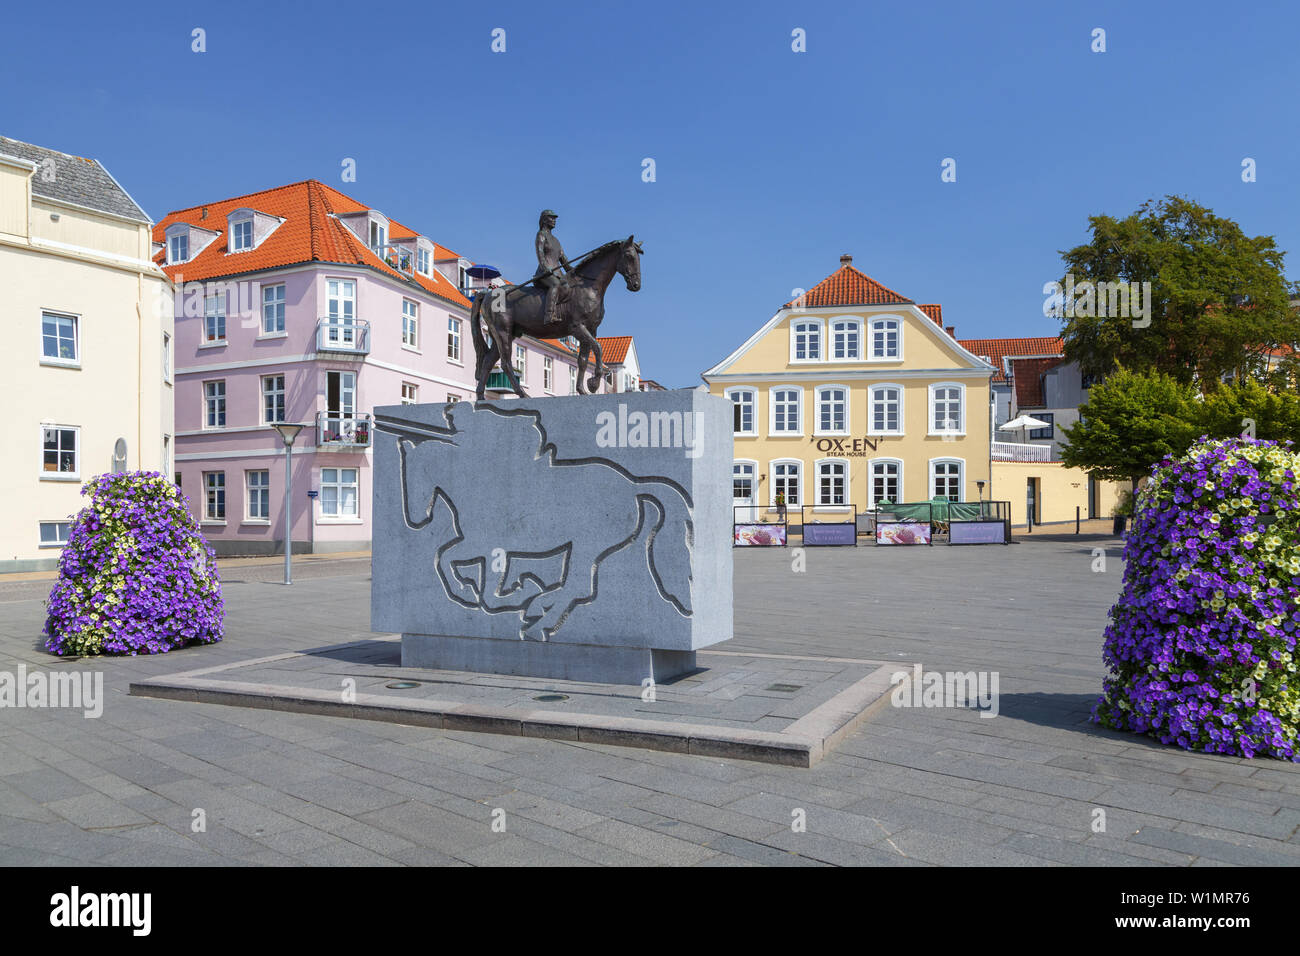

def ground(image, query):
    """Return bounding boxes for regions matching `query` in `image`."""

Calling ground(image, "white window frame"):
[513,343,527,384]
[814,458,850,510]
[168,231,189,264]
[732,459,758,505]
[245,469,271,522]
[162,331,172,383]
[446,392,462,404]
[203,380,226,429]
[768,386,803,436]
[203,471,226,523]
[790,318,823,363]
[262,374,286,424]
[830,317,863,361]
[401,382,419,405]
[447,316,462,363]
[928,381,965,436]
[402,299,419,350]
[229,216,253,253]
[569,366,578,394]
[726,387,758,436]
[869,316,903,361]
[869,383,905,436]
[416,246,432,276]
[929,458,964,502]
[40,310,80,367]
[203,292,226,344]
[38,520,72,548]
[769,459,802,507]
[544,355,554,392]
[39,424,80,480]
[261,283,286,336]
[814,384,850,437]
[319,467,360,521]
[869,458,904,508]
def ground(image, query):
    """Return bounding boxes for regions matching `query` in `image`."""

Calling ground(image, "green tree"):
[1056,196,1298,389]
[1060,368,1199,487]
[1193,378,1300,446]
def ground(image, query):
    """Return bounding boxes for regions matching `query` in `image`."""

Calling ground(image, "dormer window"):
[168,232,189,264]
[369,220,386,253]
[416,246,432,276]
[230,218,253,252]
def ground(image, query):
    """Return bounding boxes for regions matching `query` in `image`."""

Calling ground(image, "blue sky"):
[5,0,1298,386]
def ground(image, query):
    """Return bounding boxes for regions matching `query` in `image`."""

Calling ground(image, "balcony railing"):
[317,412,372,447]
[377,244,415,277]
[991,441,1054,462]
[484,369,518,391]
[316,318,370,354]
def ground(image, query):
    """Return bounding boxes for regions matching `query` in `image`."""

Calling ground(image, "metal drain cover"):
[385,681,421,689]
[533,693,569,702]
[766,683,803,693]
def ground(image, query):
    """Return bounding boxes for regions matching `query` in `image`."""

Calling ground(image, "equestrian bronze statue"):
[472,229,643,400]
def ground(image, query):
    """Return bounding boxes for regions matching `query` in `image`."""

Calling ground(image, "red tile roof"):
[957,336,1064,383]
[597,335,633,365]
[783,260,914,309]
[917,304,943,326]
[152,179,470,308]
[1008,356,1065,408]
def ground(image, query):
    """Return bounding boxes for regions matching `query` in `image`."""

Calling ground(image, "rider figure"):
[535,209,572,325]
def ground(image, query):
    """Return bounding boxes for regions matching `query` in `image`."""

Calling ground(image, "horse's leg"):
[491,326,527,398]
[575,341,591,395]
[574,326,604,393]
[475,339,499,399]
[436,540,483,608]
[520,543,601,641]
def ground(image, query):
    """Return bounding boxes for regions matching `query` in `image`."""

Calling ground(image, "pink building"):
[156,180,599,555]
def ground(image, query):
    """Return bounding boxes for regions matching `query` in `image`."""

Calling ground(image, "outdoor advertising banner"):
[734,524,787,547]
[949,521,1008,545]
[802,522,858,546]
[876,522,932,545]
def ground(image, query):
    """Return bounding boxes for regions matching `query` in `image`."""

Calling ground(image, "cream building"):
[703,255,996,521]
[0,136,173,571]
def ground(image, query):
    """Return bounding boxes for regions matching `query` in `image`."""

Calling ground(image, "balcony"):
[317,412,372,447]
[377,244,415,277]
[316,318,370,354]
[991,441,1054,463]
[484,369,517,392]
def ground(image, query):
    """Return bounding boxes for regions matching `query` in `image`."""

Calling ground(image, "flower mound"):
[1094,437,1300,760]
[44,472,224,656]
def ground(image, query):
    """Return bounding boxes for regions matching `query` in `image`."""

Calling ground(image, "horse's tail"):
[635,484,693,616]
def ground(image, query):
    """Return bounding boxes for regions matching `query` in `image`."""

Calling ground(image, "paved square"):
[4,534,1300,866]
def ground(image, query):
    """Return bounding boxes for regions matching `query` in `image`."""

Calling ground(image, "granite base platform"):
[129,637,903,768]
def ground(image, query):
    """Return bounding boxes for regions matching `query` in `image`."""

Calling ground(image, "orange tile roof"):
[597,335,633,365]
[783,260,914,309]
[152,180,470,309]
[917,304,943,327]
[1008,356,1065,408]
[957,336,1064,383]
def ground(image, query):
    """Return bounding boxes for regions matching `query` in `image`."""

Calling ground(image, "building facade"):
[0,136,174,571]
[958,335,1124,525]
[158,180,603,555]
[702,255,995,521]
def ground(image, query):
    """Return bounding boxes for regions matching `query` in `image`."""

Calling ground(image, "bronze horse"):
[471,236,643,399]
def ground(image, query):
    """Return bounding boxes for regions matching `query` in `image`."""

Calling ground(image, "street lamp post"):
[270,423,305,585]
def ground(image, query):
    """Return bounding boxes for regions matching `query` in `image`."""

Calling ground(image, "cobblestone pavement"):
[3,535,1299,866]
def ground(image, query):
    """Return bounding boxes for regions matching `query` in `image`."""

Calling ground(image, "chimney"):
[945,325,956,337]
[839,254,852,267]
[200,206,208,220]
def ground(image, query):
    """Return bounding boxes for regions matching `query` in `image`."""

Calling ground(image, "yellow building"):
[0,136,173,571]
[703,255,995,521]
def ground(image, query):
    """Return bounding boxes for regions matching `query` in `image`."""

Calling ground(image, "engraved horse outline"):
[375,403,694,641]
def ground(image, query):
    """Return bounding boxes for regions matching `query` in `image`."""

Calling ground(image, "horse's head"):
[618,235,643,292]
